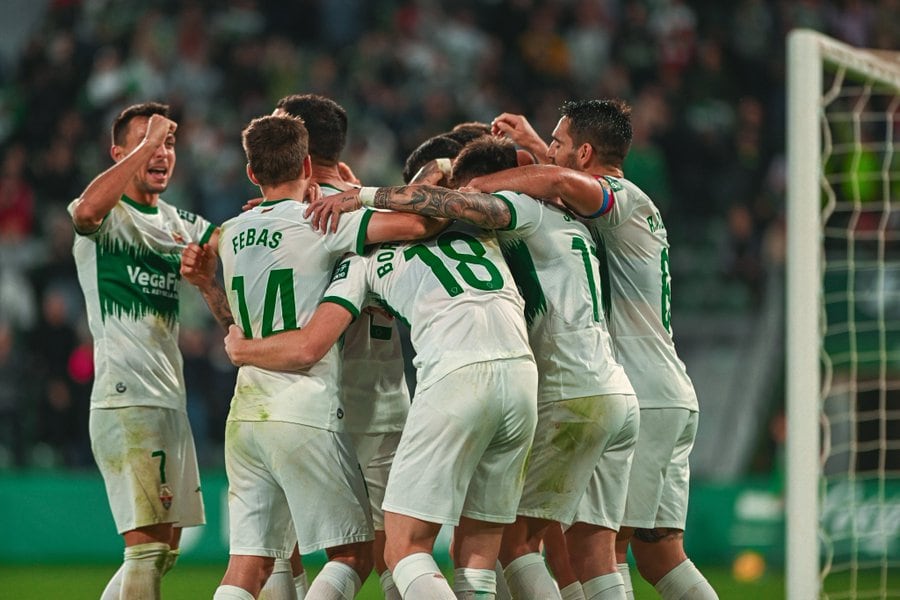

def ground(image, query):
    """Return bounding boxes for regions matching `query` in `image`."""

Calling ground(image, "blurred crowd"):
[0,0,897,470]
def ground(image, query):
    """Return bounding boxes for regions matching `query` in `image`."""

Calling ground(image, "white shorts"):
[382,358,538,526]
[350,431,402,531]
[226,420,374,557]
[90,406,205,534]
[567,395,640,530]
[621,408,698,530]
[519,394,638,524]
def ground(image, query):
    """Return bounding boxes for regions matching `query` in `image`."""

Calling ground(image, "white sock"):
[381,570,403,600]
[493,561,512,600]
[121,542,169,600]
[259,558,297,600]
[295,570,309,599]
[617,563,634,600]
[503,553,561,600]
[453,567,496,599]
[99,565,124,600]
[560,581,587,600]
[582,572,625,600]
[392,552,455,599]
[654,560,718,600]
[213,584,256,600]
[306,560,362,600]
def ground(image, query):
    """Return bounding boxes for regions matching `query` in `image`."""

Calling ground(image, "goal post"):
[787,29,900,599]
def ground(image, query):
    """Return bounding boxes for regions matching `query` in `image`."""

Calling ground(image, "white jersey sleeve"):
[586,177,698,411]
[68,195,215,411]
[494,191,634,402]
[218,199,371,431]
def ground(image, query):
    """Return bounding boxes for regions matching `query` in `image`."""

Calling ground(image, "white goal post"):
[787,29,900,599]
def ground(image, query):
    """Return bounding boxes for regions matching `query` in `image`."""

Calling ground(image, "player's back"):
[219,198,370,430]
[364,220,533,391]
[493,190,634,402]
[585,176,697,410]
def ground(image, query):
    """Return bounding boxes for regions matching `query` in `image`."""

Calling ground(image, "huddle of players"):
[71,93,718,600]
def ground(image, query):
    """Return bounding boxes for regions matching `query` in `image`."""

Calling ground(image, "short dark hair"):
[443,121,491,146]
[241,115,308,186]
[111,102,170,146]
[451,137,518,187]
[274,94,347,165]
[402,135,463,184]
[560,99,632,167]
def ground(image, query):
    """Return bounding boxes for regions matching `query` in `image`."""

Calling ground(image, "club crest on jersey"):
[331,260,350,282]
[159,485,173,510]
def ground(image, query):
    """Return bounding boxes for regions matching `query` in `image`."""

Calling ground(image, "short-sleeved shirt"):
[323,221,534,390]
[493,190,634,403]
[218,198,372,431]
[69,195,215,411]
[585,177,698,411]
[320,184,409,434]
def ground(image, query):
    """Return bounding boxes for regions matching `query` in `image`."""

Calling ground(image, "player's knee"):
[326,542,375,581]
[632,527,682,544]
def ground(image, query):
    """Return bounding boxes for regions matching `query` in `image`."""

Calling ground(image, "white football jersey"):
[219,198,372,430]
[585,177,698,411]
[320,185,409,434]
[323,221,534,391]
[69,195,215,411]
[493,191,634,402]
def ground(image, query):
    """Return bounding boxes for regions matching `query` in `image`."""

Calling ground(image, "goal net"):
[787,30,900,599]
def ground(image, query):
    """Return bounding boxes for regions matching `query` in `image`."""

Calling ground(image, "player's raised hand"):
[143,113,177,148]
[223,324,247,366]
[304,188,362,233]
[181,243,217,288]
[304,182,322,204]
[410,158,452,186]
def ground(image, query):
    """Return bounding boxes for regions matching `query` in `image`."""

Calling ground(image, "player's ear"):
[302,155,312,179]
[578,142,593,165]
[110,145,124,162]
[246,163,259,186]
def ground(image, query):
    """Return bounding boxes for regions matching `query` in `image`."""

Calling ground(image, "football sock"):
[162,548,180,576]
[259,558,296,600]
[306,560,362,600]
[213,585,255,600]
[582,572,625,600]
[295,569,309,599]
[493,560,513,600]
[381,570,403,600]
[453,567,496,599]
[392,552,455,599]
[121,542,169,600]
[560,581,587,600]
[654,560,718,600]
[617,563,634,600]
[504,553,561,599]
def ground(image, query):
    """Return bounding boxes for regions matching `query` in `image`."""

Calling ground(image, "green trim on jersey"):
[320,183,344,193]
[259,198,293,207]
[493,193,517,231]
[95,234,181,325]
[121,195,159,214]
[321,296,360,320]
[356,209,374,255]
[198,223,216,245]
[500,239,547,327]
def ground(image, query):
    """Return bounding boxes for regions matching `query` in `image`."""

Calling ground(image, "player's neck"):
[123,185,159,207]
[311,164,353,190]
[586,164,623,179]
[261,179,309,203]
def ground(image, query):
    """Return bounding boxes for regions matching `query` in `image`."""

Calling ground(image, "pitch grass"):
[0,563,792,599]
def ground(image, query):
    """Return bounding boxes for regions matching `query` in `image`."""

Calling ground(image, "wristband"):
[359,186,379,207]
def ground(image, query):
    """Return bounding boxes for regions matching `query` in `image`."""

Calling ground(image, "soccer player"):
[274,92,412,600]
[181,114,444,600]
[474,100,718,600]
[69,102,217,600]
[310,136,640,600]
[227,203,538,599]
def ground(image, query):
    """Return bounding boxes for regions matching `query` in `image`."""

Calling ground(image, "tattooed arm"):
[368,185,511,229]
